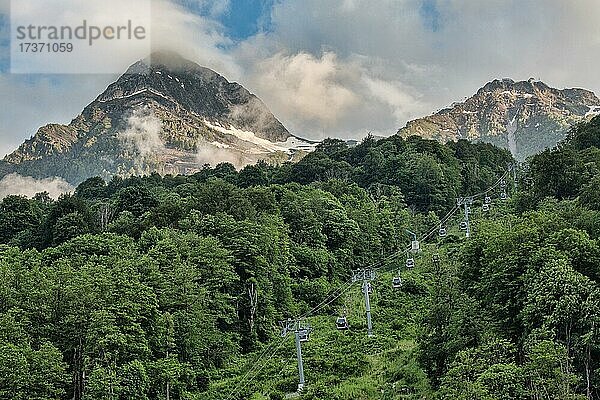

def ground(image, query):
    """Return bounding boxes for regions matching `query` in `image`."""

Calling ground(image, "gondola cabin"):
[336,317,349,330]
[298,328,310,342]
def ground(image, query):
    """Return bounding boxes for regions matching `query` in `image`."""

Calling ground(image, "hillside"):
[398,78,600,160]
[1,127,599,399]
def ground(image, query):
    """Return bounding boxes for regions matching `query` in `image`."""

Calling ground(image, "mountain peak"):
[92,52,290,142]
[398,78,600,159]
[3,52,315,184]
[123,51,221,77]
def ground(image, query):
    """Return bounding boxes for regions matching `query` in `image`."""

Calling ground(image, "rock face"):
[3,52,314,184]
[397,78,600,160]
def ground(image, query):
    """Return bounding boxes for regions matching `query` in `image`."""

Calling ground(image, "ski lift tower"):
[456,197,473,238]
[352,268,376,337]
[279,319,312,392]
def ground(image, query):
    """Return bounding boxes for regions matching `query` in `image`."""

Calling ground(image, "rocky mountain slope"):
[2,52,315,184]
[397,78,600,159]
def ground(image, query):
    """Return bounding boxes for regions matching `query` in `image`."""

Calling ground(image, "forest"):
[0,117,599,399]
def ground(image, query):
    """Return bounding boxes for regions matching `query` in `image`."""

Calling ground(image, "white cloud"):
[237,48,431,139]
[118,107,165,162]
[0,173,73,199]
[362,76,424,124]
[250,51,359,125]
[10,0,152,74]
[199,0,230,17]
[255,0,600,136]
[149,0,241,77]
[196,143,246,169]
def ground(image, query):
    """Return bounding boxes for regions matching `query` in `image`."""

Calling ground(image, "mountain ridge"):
[3,52,314,184]
[397,78,600,159]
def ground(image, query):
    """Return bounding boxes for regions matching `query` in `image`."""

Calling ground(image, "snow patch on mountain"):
[203,119,318,155]
[586,105,600,117]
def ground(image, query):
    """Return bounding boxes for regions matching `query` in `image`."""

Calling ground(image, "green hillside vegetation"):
[0,123,599,399]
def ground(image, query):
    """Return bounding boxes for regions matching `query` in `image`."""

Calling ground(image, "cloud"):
[196,0,231,17]
[118,107,165,164]
[171,0,230,17]
[237,45,431,138]
[0,173,73,199]
[9,0,153,74]
[362,76,424,124]
[249,51,359,125]
[149,0,241,77]
[196,143,246,169]
[238,0,600,137]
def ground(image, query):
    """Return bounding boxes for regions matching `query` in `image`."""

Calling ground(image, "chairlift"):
[392,276,402,289]
[460,221,468,231]
[406,258,415,269]
[439,227,447,237]
[336,316,349,330]
[482,203,490,212]
[298,328,310,342]
[411,240,420,252]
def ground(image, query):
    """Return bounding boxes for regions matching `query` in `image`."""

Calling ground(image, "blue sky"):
[178,0,276,40]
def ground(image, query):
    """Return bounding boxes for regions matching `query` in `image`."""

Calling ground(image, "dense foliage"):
[0,125,599,399]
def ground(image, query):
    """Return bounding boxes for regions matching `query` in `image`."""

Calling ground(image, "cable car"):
[411,240,420,252]
[392,276,402,289]
[460,221,468,231]
[336,316,349,330]
[500,192,508,200]
[482,203,490,212]
[439,227,447,237]
[485,196,492,204]
[298,328,310,342]
[362,282,373,294]
[406,258,415,268]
